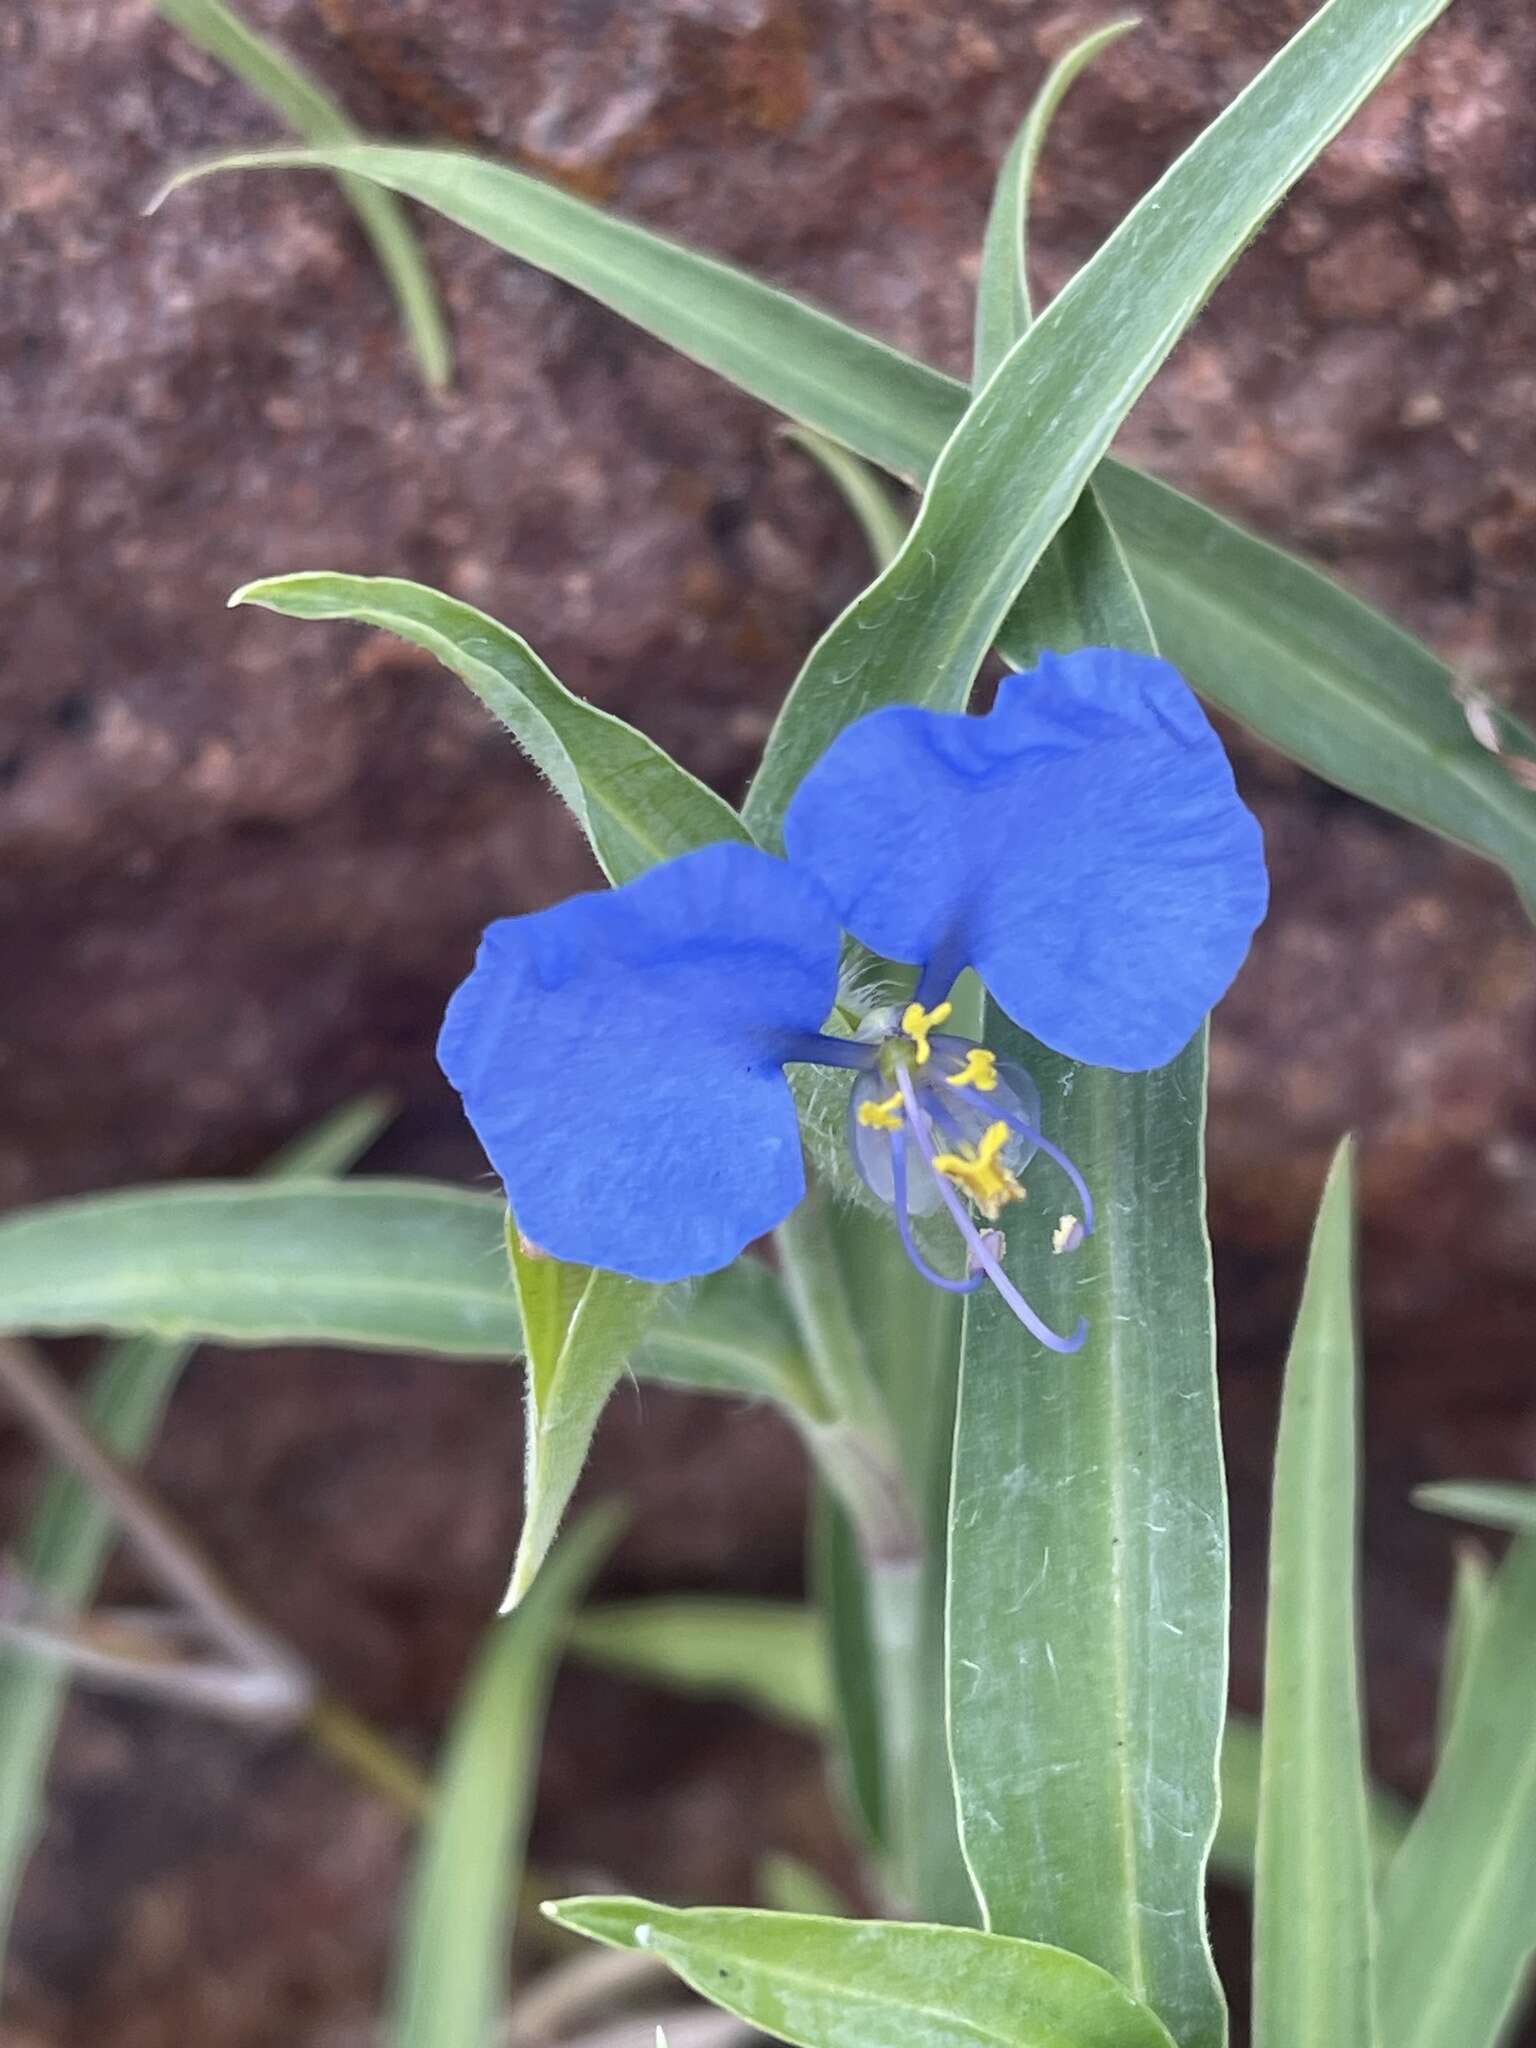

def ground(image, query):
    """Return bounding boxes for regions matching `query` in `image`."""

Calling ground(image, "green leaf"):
[1252,1141,1375,2048]
[163,95,1536,905]
[1379,1534,1536,2048]
[503,1224,660,1610]
[151,0,450,388]
[1437,1542,1493,1756]
[745,0,1457,834]
[1213,1713,1408,1892]
[780,428,909,570]
[232,575,746,884]
[948,228,1221,2031]
[155,142,955,481]
[569,1598,831,1730]
[0,1096,390,1966]
[756,1853,848,1920]
[973,17,1140,379]
[947,1026,1226,2048]
[1413,1479,1536,1535]
[631,1259,818,1409]
[391,1507,618,2048]
[0,1179,521,1357]
[543,1899,1178,2048]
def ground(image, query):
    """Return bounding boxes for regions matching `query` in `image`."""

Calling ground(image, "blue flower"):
[439,648,1266,1349]
[438,842,843,1284]
[782,646,1268,1071]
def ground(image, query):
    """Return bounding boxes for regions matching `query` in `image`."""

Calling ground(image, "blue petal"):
[438,843,841,1282]
[782,648,1268,1070]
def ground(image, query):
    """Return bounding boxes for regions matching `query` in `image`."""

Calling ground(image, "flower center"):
[841,1017,1095,1354]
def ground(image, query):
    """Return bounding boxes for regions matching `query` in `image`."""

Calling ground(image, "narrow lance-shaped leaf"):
[949,1022,1226,2047]
[947,93,1222,2040]
[1436,1542,1493,1758]
[1252,1141,1376,2048]
[1379,1533,1536,2048]
[570,1598,832,1731]
[1413,1479,1536,1535]
[152,0,450,387]
[391,1508,618,2048]
[232,575,747,884]
[0,1096,391,1965]
[503,1222,660,1610]
[0,1179,523,1358]
[745,0,1459,834]
[544,1898,1178,2048]
[158,101,1536,905]
[972,16,1140,382]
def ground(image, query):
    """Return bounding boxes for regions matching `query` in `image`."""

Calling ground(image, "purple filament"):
[783,1032,880,1072]
[890,1130,986,1296]
[894,1066,1088,1355]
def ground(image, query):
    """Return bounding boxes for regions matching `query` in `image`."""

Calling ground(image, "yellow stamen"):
[856,1090,905,1133]
[900,999,953,1066]
[944,1046,998,1093]
[932,1120,1026,1221]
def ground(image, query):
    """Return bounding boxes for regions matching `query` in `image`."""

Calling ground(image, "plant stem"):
[0,1338,306,1706]
[775,1187,920,1566]
[305,1693,432,1820]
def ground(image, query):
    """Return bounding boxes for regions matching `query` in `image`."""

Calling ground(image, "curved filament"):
[895,1068,1087,1355]
[891,1129,986,1296]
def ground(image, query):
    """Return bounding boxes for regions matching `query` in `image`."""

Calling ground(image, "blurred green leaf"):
[1214,1713,1409,1891]
[1379,1534,1536,2048]
[503,1225,659,1610]
[756,1852,848,1919]
[152,0,450,387]
[1413,1480,1536,1535]
[745,0,1457,834]
[543,1898,1178,2048]
[0,1179,522,1357]
[570,1598,831,1730]
[972,17,1139,379]
[1437,1543,1494,1756]
[631,1259,817,1409]
[780,428,909,570]
[821,1203,971,1922]
[1252,1142,1375,2048]
[232,575,746,884]
[0,1096,390,1965]
[391,1508,618,2048]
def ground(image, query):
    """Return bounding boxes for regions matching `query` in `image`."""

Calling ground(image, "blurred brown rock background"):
[3,1,1535,2041]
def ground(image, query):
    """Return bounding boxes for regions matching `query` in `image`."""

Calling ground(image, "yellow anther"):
[944,1046,998,1093]
[900,999,953,1066]
[856,1090,905,1133]
[1052,1213,1084,1256]
[932,1120,1026,1221]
